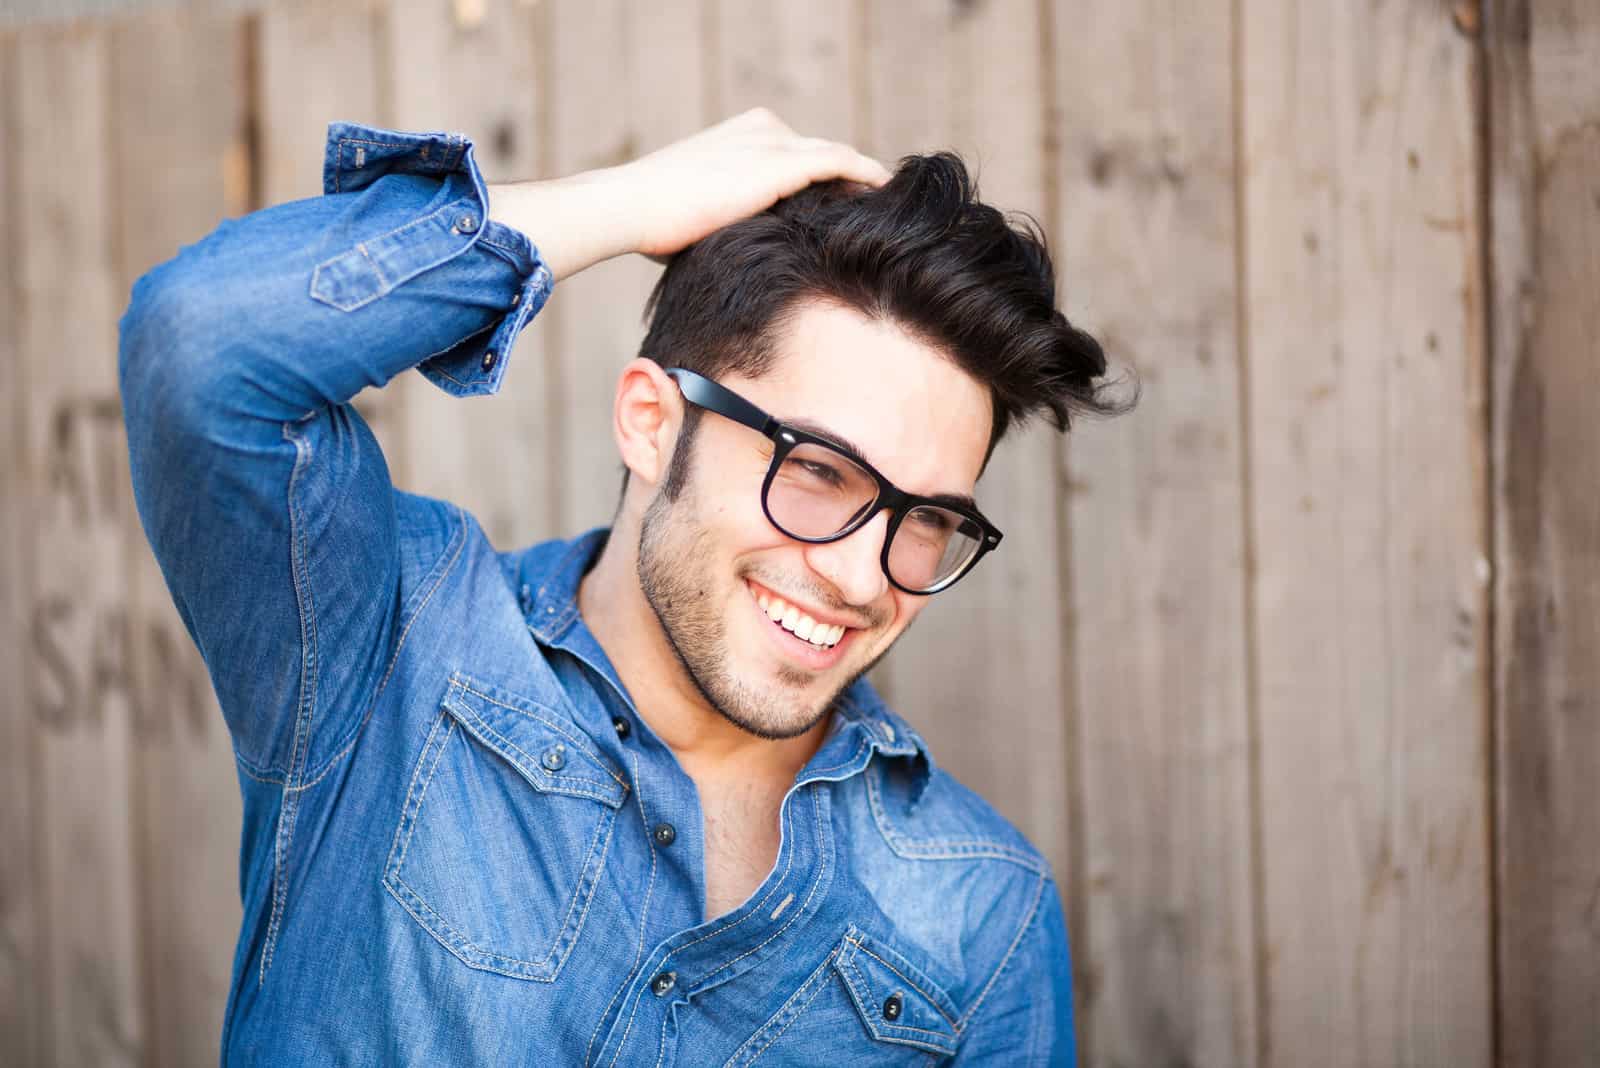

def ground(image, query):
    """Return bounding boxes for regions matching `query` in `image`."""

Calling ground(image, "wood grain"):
[1052,2,1257,1064]
[715,0,858,142]
[107,9,248,1063]
[256,0,385,206]
[16,22,145,1067]
[1240,1,1492,1063]
[0,29,45,1068]
[1489,1,1600,1064]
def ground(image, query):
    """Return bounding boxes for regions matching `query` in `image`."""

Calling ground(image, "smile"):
[757,592,845,648]
[745,580,849,650]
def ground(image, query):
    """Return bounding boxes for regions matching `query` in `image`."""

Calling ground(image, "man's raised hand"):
[487,108,890,283]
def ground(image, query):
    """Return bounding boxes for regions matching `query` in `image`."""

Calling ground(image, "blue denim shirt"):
[118,122,1075,1066]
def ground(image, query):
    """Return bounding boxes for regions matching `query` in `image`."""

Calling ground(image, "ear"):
[612,358,683,489]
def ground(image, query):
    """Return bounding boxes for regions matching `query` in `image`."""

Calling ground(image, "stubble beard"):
[635,477,860,743]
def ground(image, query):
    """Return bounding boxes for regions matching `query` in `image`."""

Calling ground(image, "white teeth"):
[753,586,846,648]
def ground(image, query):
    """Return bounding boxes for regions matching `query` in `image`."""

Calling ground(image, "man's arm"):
[118,109,887,780]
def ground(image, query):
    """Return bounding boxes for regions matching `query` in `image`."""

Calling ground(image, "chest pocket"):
[382,674,627,981]
[728,924,962,1066]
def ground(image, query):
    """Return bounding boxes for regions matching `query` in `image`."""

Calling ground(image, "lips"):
[745,579,856,669]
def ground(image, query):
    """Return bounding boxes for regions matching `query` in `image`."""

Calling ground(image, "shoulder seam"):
[955,871,1050,1033]
[865,764,1047,874]
[295,498,469,790]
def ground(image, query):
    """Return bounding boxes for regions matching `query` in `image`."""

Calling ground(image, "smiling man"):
[120,109,1117,1066]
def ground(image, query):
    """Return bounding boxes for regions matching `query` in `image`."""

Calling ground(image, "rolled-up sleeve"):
[118,120,552,778]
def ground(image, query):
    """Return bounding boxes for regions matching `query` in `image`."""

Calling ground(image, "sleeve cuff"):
[321,120,553,399]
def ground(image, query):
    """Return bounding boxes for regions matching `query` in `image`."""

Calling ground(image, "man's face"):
[637,300,992,740]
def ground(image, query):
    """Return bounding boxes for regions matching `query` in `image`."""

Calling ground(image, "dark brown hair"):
[634,151,1131,500]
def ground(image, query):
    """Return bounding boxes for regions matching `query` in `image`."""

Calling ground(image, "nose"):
[803,509,891,607]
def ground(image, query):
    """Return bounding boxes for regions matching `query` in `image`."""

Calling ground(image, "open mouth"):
[745,579,856,666]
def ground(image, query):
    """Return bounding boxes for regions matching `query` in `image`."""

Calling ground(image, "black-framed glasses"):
[666,368,1003,595]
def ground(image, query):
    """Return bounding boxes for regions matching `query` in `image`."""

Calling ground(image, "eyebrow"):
[781,416,981,513]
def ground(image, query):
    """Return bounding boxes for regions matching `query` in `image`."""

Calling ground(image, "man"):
[120,108,1116,1065]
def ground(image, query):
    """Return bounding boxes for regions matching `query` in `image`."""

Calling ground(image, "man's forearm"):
[487,168,636,284]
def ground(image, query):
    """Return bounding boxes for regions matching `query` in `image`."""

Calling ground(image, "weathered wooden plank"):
[862,0,1075,924]
[1240,2,1491,1064]
[1052,2,1256,1065]
[1489,1,1600,1064]
[16,21,145,1067]
[107,8,248,1064]
[0,29,47,1068]
[256,0,384,206]
[256,0,400,482]
[548,0,708,534]
[381,0,560,548]
[715,0,857,141]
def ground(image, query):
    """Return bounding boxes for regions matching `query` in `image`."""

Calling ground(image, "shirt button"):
[481,349,497,371]
[613,716,631,740]
[652,822,676,847]
[882,992,903,1021]
[541,744,566,771]
[457,214,478,233]
[650,970,676,996]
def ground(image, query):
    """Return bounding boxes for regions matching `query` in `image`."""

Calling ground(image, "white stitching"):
[587,749,657,1068]
[865,764,1044,872]
[725,948,836,1067]
[844,937,957,1029]
[955,873,1048,1032]
[294,499,467,791]
[455,679,629,788]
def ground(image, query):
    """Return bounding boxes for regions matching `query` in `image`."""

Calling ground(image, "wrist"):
[485,167,641,283]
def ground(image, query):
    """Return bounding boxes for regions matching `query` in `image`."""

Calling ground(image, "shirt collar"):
[506,527,936,805]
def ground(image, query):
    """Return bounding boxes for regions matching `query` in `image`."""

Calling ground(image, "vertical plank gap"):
[240,12,263,214]
[1230,0,1269,1064]
[1036,0,1091,1060]
[1472,5,1500,1066]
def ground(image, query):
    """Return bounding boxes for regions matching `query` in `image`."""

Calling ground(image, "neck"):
[576,512,830,788]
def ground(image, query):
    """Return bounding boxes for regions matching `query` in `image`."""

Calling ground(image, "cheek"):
[886,592,923,634]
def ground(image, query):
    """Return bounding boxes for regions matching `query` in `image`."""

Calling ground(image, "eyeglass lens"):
[766,441,984,592]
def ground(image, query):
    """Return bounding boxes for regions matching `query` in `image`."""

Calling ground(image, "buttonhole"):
[769,892,795,920]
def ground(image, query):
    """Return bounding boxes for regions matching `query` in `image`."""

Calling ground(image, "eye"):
[794,458,845,487]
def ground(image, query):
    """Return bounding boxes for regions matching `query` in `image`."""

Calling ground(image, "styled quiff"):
[637,150,1127,473]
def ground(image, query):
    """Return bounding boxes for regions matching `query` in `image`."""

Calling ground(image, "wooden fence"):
[0,1,1594,1065]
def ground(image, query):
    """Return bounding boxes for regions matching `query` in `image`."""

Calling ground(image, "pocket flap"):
[440,676,627,809]
[309,193,480,312]
[832,924,961,1056]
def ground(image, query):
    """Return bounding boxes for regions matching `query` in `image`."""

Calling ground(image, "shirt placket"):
[589,780,835,1068]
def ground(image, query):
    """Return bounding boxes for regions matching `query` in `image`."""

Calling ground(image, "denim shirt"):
[118,122,1076,1066]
